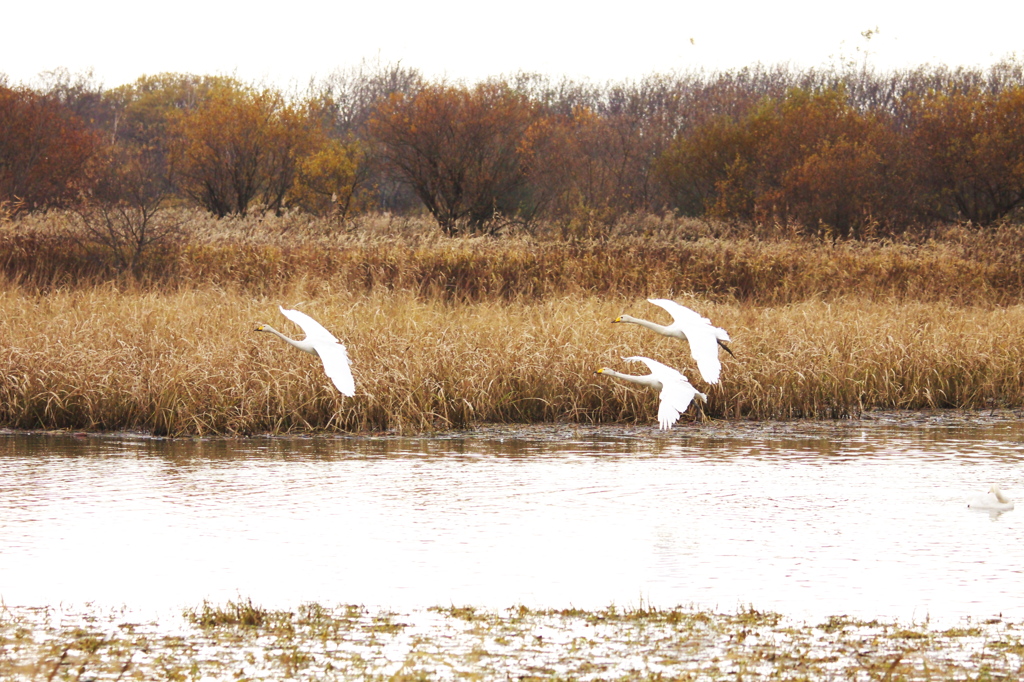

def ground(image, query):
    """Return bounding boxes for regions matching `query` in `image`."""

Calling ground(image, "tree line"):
[3,59,1024,238]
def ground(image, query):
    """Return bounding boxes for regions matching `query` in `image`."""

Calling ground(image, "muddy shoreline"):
[2,408,1022,443]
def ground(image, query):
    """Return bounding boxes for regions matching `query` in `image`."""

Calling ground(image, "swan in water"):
[968,485,1014,512]
[613,299,733,385]
[595,356,706,430]
[255,306,355,397]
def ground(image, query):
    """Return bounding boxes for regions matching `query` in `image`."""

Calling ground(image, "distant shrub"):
[168,85,313,217]
[657,88,916,237]
[905,87,1024,225]
[0,86,99,210]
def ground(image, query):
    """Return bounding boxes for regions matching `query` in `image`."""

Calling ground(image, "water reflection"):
[1,415,1023,624]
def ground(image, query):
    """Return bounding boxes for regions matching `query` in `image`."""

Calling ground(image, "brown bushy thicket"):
[0,85,99,210]
[5,60,1024,236]
[368,82,545,235]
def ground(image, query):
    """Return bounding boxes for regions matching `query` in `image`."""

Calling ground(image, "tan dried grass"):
[4,211,1024,304]
[2,286,1022,434]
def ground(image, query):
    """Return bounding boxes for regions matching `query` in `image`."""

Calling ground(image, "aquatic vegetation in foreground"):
[1,601,1023,680]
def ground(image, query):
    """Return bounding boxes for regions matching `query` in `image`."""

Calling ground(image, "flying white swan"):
[255,306,355,397]
[613,299,733,385]
[595,356,707,430]
[967,485,1015,512]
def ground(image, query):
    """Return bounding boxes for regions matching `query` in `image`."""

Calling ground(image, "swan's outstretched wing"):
[647,299,709,326]
[647,299,724,384]
[686,333,722,384]
[279,306,339,344]
[312,339,355,397]
[623,355,682,381]
[279,306,354,396]
[623,356,702,430]
[657,380,703,430]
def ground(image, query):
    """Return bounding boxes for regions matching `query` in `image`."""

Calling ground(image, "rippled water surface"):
[2,413,1023,623]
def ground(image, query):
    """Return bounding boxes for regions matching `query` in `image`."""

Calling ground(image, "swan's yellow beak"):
[594,369,604,375]
[254,324,265,332]
[612,316,622,323]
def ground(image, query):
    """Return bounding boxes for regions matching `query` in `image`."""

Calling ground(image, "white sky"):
[3,0,1022,89]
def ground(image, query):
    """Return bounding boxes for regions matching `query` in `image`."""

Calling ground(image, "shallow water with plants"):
[5,600,1024,680]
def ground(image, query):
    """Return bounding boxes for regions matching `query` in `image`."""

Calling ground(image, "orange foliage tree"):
[657,88,910,237]
[289,136,369,219]
[0,86,99,210]
[107,74,246,165]
[655,114,754,218]
[906,87,1024,225]
[543,103,667,225]
[368,81,545,235]
[168,85,314,216]
[516,74,690,227]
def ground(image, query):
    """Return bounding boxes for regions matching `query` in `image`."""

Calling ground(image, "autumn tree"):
[306,60,422,214]
[0,86,99,210]
[168,85,314,216]
[515,73,699,225]
[655,114,753,217]
[658,88,909,237]
[35,68,115,131]
[905,87,1024,225]
[308,59,422,139]
[535,104,659,225]
[368,81,544,235]
[107,73,245,149]
[293,62,419,219]
[755,89,909,236]
[588,77,685,215]
[289,136,369,219]
[75,141,180,274]
[80,73,251,217]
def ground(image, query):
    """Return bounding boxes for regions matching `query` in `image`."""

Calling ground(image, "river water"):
[2,412,1022,624]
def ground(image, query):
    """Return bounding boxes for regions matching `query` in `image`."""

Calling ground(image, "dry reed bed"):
[4,212,1024,304]
[2,286,1022,435]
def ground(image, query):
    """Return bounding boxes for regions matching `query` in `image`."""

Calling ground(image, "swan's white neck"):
[600,369,662,390]
[619,315,676,338]
[261,325,317,355]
